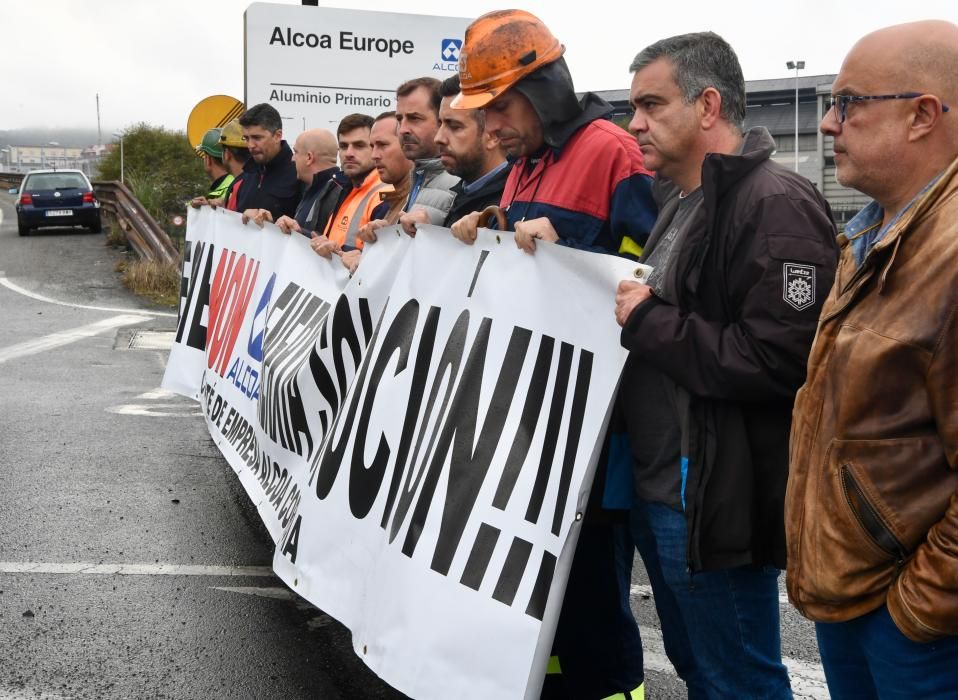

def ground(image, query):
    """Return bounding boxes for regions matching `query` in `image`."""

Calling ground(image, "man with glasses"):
[787,20,958,699]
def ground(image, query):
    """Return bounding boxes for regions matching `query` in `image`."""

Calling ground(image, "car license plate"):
[45,210,72,217]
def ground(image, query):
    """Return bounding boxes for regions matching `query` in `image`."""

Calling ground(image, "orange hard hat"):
[452,9,565,110]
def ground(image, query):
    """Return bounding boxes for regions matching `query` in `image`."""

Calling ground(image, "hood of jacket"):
[701,127,776,201]
[512,57,613,151]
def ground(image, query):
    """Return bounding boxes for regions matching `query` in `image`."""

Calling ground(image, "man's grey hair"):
[630,32,746,132]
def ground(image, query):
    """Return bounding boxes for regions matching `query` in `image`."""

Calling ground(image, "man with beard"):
[436,74,510,226]
[395,77,460,227]
[449,11,656,699]
[364,75,509,240]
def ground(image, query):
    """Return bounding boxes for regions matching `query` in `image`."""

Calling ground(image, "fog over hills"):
[0,128,110,148]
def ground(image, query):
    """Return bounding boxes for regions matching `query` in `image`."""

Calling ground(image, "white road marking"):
[0,314,151,364]
[0,562,274,577]
[214,586,335,629]
[106,403,203,417]
[106,387,201,417]
[212,586,296,601]
[128,329,175,349]
[0,275,177,318]
[0,563,827,697]
[630,586,827,699]
[137,388,177,399]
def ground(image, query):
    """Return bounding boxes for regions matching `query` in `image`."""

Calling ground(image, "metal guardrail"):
[0,172,24,190]
[1,171,180,265]
[92,181,180,265]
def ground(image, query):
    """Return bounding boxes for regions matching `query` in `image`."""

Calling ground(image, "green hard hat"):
[196,128,224,159]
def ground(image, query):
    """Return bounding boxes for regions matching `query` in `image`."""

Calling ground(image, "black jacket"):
[235,140,302,220]
[442,163,512,227]
[620,128,839,571]
[295,167,347,236]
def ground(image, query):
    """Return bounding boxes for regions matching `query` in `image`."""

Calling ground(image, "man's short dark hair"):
[225,146,250,163]
[439,74,484,130]
[396,77,442,116]
[374,111,397,123]
[337,113,375,138]
[439,75,460,99]
[239,103,283,133]
[630,32,747,132]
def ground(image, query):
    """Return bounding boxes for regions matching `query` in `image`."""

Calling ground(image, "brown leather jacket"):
[786,156,958,642]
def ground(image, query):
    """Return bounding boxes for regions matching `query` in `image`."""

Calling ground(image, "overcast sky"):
[2,0,955,137]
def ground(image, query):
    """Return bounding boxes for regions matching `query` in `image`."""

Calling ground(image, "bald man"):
[263,128,344,237]
[786,20,958,699]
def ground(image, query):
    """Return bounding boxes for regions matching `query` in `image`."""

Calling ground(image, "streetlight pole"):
[112,132,124,184]
[786,60,805,173]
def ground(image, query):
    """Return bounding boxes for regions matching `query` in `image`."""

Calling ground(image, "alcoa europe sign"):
[244,3,470,139]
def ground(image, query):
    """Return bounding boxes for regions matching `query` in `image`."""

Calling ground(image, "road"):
[0,192,828,699]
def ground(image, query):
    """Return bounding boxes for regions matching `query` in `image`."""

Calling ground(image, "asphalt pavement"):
[0,193,828,699]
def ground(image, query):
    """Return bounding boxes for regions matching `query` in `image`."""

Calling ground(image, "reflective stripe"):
[207,173,235,200]
[344,183,388,247]
[546,655,562,675]
[601,682,645,700]
[619,235,644,258]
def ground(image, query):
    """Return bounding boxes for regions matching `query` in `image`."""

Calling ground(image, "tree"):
[97,123,207,232]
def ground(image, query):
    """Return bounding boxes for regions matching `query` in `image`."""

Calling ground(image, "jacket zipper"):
[840,465,907,570]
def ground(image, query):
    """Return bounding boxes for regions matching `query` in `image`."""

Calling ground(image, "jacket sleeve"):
[621,193,838,401]
[609,172,657,258]
[887,305,958,642]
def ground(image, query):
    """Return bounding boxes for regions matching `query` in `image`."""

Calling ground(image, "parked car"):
[10,169,101,236]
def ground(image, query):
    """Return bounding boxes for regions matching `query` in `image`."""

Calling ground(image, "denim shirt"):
[461,161,509,195]
[846,174,942,267]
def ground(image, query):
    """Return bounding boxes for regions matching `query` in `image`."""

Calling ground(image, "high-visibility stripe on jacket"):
[324,169,391,249]
[206,173,234,201]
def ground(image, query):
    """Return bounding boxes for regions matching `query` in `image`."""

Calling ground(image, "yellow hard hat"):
[218,119,247,149]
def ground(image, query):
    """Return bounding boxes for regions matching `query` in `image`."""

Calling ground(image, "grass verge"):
[116,257,180,307]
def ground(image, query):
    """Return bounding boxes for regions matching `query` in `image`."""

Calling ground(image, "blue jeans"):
[630,499,792,699]
[816,604,958,699]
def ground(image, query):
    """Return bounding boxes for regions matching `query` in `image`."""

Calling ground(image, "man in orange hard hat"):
[450,10,656,700]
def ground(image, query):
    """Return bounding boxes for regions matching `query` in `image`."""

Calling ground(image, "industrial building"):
[595,73,870,228]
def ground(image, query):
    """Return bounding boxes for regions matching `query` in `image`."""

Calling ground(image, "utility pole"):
[786,60,805,173]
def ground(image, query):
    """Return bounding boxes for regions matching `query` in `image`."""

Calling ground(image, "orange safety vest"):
[324,169,391,249]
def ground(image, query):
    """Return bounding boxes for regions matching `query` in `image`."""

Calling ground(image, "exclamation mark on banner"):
[467,250,490,297]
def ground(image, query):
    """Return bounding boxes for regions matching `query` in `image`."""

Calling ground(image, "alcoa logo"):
[434,38,462,72]
[441,39,462,62]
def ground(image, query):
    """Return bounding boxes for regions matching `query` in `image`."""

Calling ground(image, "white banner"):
[244,3,469,139]
[163,208,635,699]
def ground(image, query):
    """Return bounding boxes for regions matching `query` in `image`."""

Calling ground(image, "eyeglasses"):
[825,92,951,123]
